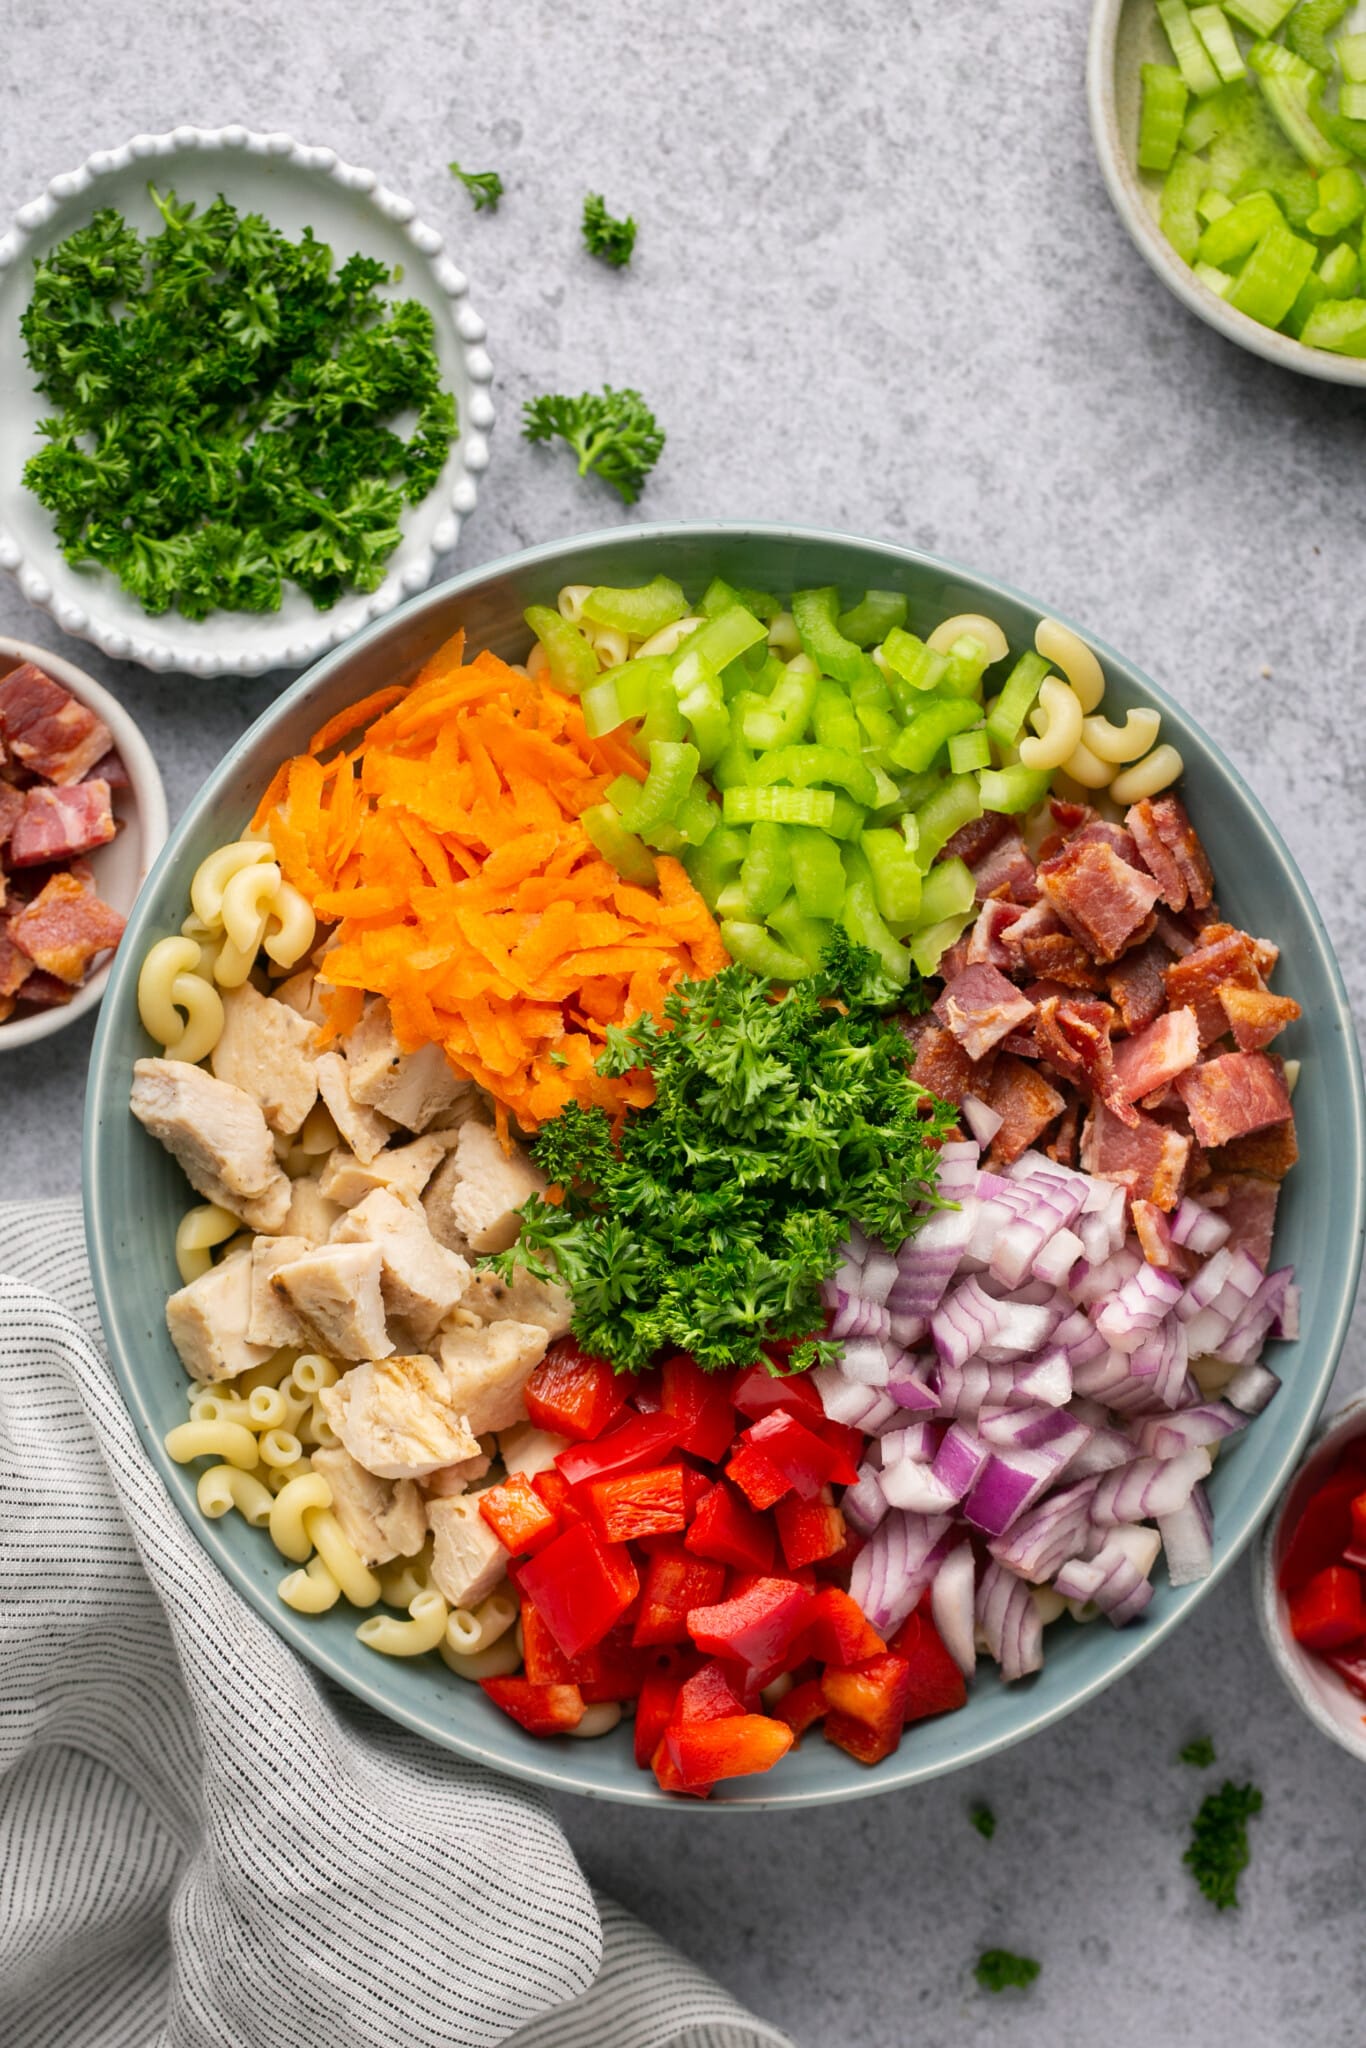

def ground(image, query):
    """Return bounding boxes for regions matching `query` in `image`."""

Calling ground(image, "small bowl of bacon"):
[0,637,167,1048]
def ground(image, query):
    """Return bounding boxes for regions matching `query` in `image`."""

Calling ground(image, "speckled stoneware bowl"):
[83,523,1366,1807]
[1088,0,1366,385]
[1255,1395,1366,1764]
[0,126,494,676]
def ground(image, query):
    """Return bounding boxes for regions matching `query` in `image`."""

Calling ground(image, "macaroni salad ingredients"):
[20,190,457,618]
[521,388,665,503]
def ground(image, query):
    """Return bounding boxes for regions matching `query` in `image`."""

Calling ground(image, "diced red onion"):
[1218,1267,1294,1368]
[842,1464,889,1535]
[880,1460,962,1514]
[1056,1424,1135,1482]
[1222,1359,1280,1416]
[1091,1447,1211,1526]
[1070,1247,1142,1308]
[1032,1227,1085,1288]
[930,1540,977,1677]
[976,1559,1043,1680]
[1157,1480,1213,1587]
[964,1444,1063,1537]
[1170,1197,1231,1256]
[1012,1347,1073,1408]
[826,1290,893,1342]
[1056,1524,1161,1624]
[988,1474,1100,1582]
[930,1422,990,1502]
[889,1205,976,1316]
[1093,1264,1184,1352]
[1132,1401,1244,1460]
[849,1511,953,1635]
[961,1094,1003,1146]
[840,1338,894,1387]
[811,1366,884,1426]
[1278,1284,1300,1340]
[886,1365,939,1413]
[858,1246,900,1307]
[863,1394,913,1433]
[880,1420,941,1466]
[1051,1307,1109,1367]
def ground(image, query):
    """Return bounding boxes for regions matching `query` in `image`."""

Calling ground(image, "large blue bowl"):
[84,523,1366,1807]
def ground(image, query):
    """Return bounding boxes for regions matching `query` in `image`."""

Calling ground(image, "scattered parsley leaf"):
[521,386,664,504]
[1184,1780,1263,1910]
[582,192,637,267]
[449,162,504,212]
[970,1801,996,1840]
[19,191,457,620]
[975,1950,1040,1994]
[1179,1736,1217,1768]
[486,940,949,1372]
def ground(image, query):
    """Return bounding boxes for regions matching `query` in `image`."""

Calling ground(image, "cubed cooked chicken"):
[310,1444,427,1567]
[459,1262,573,1340]
[438,1319,548,1436]
[331,1188,471,1345]
[272,967,328,1028]
[271,1241,394,1360]
[345,996,476,1132]
[209,980,319,1136]
[426,1494,508,1609]
[282,1178,343,1243]
[422,1450,493,1498]
[498,1421,571,1479]
[422,1120,546,1256]
[319,1132,454,1209]
[319,1353,480,1479]
[247,1234,314,1348]
[315,1052,396,1166]
[166,1255,275,1382]
[131,1057,291,1233]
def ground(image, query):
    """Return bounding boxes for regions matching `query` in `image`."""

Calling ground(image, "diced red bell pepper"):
[664,1713,794,1788]
[531,1468,584,1528]
[732,1361,827,1426]
[724,1438,791,1511]
[556,1412,680,1489]
[629,1365,665,1413]
[1351,1492,1366,1550]
[1288,1564,1366,1652]
[815,1523,865,1581]
[821,1653,912,1766]
[651,1738,713,1798]
[684,1480,776,1573]
[676,1460,713,1518]
[575,1627,649,1704]
[688,1576,816,1671]
[672,1659,750,1724]
[584,1464,687,1544]
[773,1676,828,1737]
[661,1353,736,1463]
[478,1473,559,1557]
[1325,1647,1366,1704]
[513,1522,640,1661]
[635,1668,684,1767]
[480,1677,585,1735]
[632,1543,728,1647]
[727,1410,860,1509]
[887,1597,968,1722]
[524,1338,626,1441]
[522,1600,574,1684]
[775,1489,846,1569]
[805,1585,887,1668]
[1278,1470,1364,1594]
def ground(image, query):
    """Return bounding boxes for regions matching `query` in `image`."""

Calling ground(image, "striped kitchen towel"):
[0,1200,792,2048]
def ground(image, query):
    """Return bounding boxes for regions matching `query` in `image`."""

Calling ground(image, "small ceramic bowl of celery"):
[1089,0,1366,384]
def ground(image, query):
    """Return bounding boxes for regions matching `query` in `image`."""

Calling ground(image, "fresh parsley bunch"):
[19,188,458,619]
[490,937,952,1373]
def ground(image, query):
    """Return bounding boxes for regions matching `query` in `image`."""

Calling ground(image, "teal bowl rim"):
[83,519,1366,1808]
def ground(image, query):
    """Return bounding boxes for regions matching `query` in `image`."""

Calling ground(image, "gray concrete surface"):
[2,1,1364,2042]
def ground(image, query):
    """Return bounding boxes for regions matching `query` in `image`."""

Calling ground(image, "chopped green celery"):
[812,679,864,754]
[979,763,1052,814]
[1161,149,1211,261]
[1197,187,1235,222]
[1318,110,1366,159]
[840,846,911,987]
[895,769,946,812]
[581,576,687,638]
[740,657,820,749]
[677,604,769,675]
[1318,241,1360,295]
[1285,267,1328,332]
[1223,0,1296,29]
[1237,159,1320,227]
[983,650,1050,749]
[836,591,909,646]
[908,910,975,978]
[723,785,836,828]
[670,649,730,768]
[750,744,879,805]
[1203,78,1296,185]
[868,762,901,812]
[1182,91,1233,150]
[1140,63,1192,169]
[1197,188,1283,264]
[937,635,993,700]
[682,824,747,909]
[1285,0,1349,71]
[1227,216,1317,322]
[662,784,719,848]
[581,655,670,736]
[732,584,782,622]
[736,821,792,918]
[767,896,833,970]
[911,774,982,870]
[524,605,600,693]
[1247,40,1346,168]
[852,693,900,749]
[859,828,922,923]
[1191,7,1247,83]
[1339,32,1366,82]
[700,576,757,620]
[1157,0,1222,95]
[719,919,813,983]
[916,856,975,927]
[1298,294,1366,349]
[890,697,981,774]
[791,587,880,686]
[948,728,992,774]
[824,793,869,841]
[788,825,848,918]
[610,740,699,832]
[1342,84,1366,121]
[880,627,950,698]
[636,672,686,749]
[711,728,757,791]
[581,802,659,886]
[1194,258,1237,295]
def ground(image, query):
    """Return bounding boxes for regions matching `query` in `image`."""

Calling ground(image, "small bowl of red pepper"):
[1255,1394,1366,1764]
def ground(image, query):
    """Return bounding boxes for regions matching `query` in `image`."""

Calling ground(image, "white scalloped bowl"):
[0,126,495,676]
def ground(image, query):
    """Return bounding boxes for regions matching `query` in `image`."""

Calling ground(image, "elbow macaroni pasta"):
[1019,677,1085,772]
[357,1588,450,1656]
[269,1472,333,1562]
[302,1506,381,1607]
[138,938,225,1065]
[165,1419,259,1470]
[927,612,1009,662]
[279,1555,341,1613]
[197,1464,274,1528]
[1109,744,1184,804]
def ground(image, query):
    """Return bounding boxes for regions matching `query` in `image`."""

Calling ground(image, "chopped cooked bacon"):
[1217,982,1301,1052]
[1048,798,1094,835]
[1175,1051,1293,1150]
[966,897,1024,969]
[1152,911,1197,958]
[0,785,24,848]
[0,925,31,998]
[1124,795,1214,914]
[8,872,126,984]
[937,936,972,984]
[1163,929,1265,1045]
[899,1016,989,1107]
[1203,1174,1280,1271]
[942,814,1011,867]
[1111,1006,1199,1105]
[0,664,112,786]
[1080,1101,1191,1210]
[970,826,1037,905]
[1014,929,1107,991]
[1036,839,1162,964]
[15,968,75,1008]
[1208,1116,1299,1182]
[1106,939,1169,1035]
[1000,900,1063,968]
[1131,1198,1194,1276]
[933,964,1035,1063]
[8,779,116,868]
[83,747,129,791]
[984,1053,1066,1167]
[1034,995,1135,1126]
[1044,1098,1081,1167]
[1070,819,1143,868]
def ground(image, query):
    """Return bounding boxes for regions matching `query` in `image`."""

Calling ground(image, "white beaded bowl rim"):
[0,125,496,676]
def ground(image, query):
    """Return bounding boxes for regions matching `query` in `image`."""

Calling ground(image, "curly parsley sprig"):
[521,386,664,504]
[582,192,637,267]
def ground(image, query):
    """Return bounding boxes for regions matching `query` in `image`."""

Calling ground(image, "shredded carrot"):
[258,634,727,1129]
